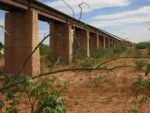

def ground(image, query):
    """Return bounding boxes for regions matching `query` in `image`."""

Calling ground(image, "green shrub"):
[132,76,150,95]
[82,58,94,67]
[6,107,18,113]
[112,46,127,55]
[126,48,136,57]
[73,48,85,60]
[40,44,50,56]
[135,42,148,49]
[129,108,141,113]
[1,76,67,113]
[36,93,66,113]
[91,48,107,59]
[135,60,145,71]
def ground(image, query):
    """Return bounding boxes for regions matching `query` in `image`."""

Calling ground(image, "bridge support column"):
[108,38,111,48]
[50,22,72,63]
[113,40,116,47]
[89,33,97,55]
[99,35,105,48]
[86,31,90,57]
[96,34,99,48]
[73,28,90,57]
[110,39,113,47]
[116,40,120,46]
[116,40,118,46]
[5,10,40,76]
[105,37,109,48]
[103,36,106,48]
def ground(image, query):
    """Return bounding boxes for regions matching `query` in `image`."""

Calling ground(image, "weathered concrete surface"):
[73,28,90,57]
[99,35,105,48]
[5,10,40,76]
[89,32,97,55]
[105,37,110,48]
[96,34,100,48]
[50,22,72,63]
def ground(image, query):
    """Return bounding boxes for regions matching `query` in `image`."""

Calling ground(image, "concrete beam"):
[0,0,123,41]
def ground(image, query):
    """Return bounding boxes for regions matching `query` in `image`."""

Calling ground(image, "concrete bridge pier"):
[103,36,106,48]
[113,40,116,46]
[96,34,100,48]
[109,38,113,47]
[5,10,41,76]
[109,38,112,48]
[105,37,109,48]
[115,40,118,46]
[50,22,73,63]
[73,28,90,57]
[99,35,105,48]
[116,40,120,46]
[89,32,98,55]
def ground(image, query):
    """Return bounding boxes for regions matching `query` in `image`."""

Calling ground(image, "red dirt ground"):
[1,58,150,113]
[56,71,150,113]
[53,58,150,113]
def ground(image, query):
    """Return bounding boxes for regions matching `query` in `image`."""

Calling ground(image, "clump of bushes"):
[91,48,107,59]
[91,46,127,59]
[1,76,67,113]
[73,48,85,60]
[129,108,141,113]
[40,43,50,56]
[112,46,127,55]
[82,58,95,67]
[135,60,145,71]
[132,76,150,95]
[135,42,149,49]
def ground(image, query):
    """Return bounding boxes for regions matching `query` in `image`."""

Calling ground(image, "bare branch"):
[62,0,75,17]
[79,2,89,20]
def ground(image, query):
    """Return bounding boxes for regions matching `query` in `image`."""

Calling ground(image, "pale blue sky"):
[0,0,150,44]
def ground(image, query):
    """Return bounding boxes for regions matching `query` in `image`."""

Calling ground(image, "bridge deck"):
[0,0,121,41]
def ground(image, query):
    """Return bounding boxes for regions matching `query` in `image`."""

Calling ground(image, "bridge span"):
[0,0,122,76]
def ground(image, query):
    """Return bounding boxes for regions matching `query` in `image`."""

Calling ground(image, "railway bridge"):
[0,0,122,76]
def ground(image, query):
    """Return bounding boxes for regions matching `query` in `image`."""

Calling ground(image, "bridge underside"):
[1,1,121,76]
